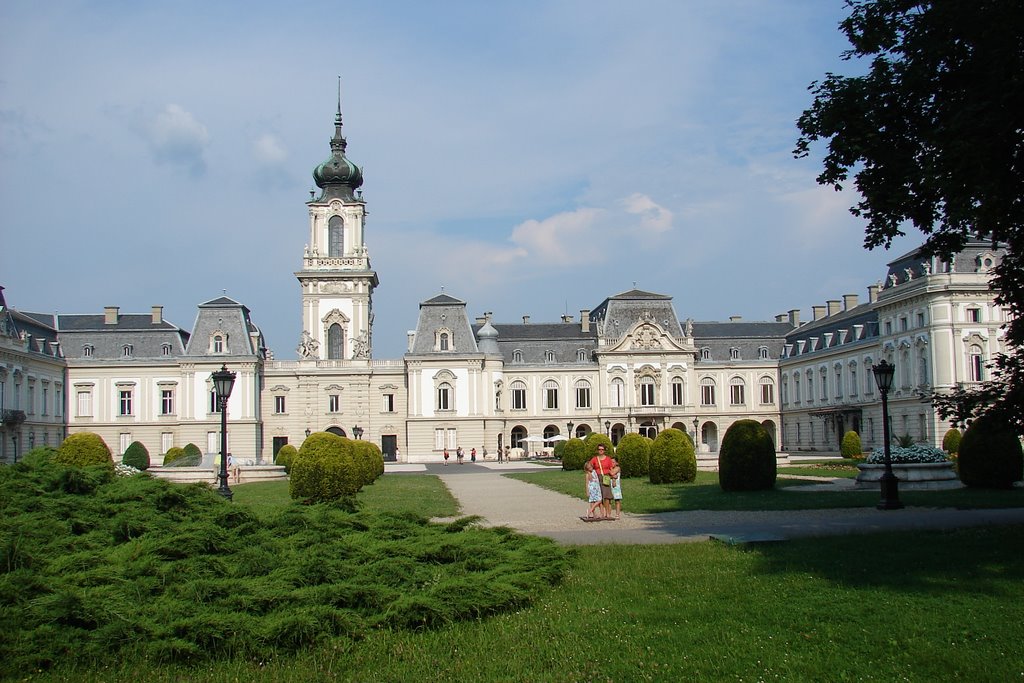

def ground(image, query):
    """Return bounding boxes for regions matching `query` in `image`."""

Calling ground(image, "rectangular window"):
[575,386,591,409]
[27,385,35,415]
[730,384,744,406]
[329,394,340,412]
[207,431,217,454]
[272,436,288,457]
[382,394,394,412]
[916,312,925,327]
[41,386,48,416]
[119,433,131,454]
[899,317,908,331]
[760,382,774,404]
[161,432,173,453]
[161,389,174,415]
[835,370,843,398]
[544,387,558,410]
[119,390,133,416]
[435,428,445,450]
[77,390,92,417]
[701,384,715,406]
[967,308,981,323]
[447,428,457,449]
[671,382,683,406]
[274,395,286,414]
[640,383,655,406]
[437,387,450,411]
[884,321,893,335]
[55,385,63,417]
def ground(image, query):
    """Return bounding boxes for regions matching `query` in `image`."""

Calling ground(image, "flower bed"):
[865,444,950,464]
[857,444,962,490]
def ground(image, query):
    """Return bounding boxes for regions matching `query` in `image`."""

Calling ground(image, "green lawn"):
[36,524,1024,682]
[232,472,460,519]
[505,469,1024,512]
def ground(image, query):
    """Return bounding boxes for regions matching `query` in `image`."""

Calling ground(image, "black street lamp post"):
[692,417,699,446]
[566,421,574,438]
[604,420,611,436]
[872,360,903,510]
[212,365,236,500]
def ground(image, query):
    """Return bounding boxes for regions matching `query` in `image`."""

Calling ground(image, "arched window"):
[730,347,740,360]
[919,348,929,386]
[328,215,344,257]
[577,348,587,362]
[437,382,452,411]
[671,377,684,406]
[969,345,984,381]
[440,332,450,351]
[543,380,559,409]
[513,350,523,363]
[758,346,769,360]
[729,377,745,406]
[213,335,224,353]
[700,347,711,360]
[793,374,801,402]
[511,380,527,410]
[639,376,656,406]
[609,377,625,407]
[700,377,716,406]
[849,362,858,396]
[544,350,555,363]
[574,379,592,409]
[759,377,775,404]
[328,324,344,359]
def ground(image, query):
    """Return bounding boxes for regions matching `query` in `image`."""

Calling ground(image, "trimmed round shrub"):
[942,427,962,455]
[616,433,652,478]
[718,420,776,492]
[183,443,202,460]
[552,440,567,461]
[55,432,113,469]
[162,446,186,466]
[957,414,1024,489]
[122,440,150,470]
[560,438,587,470]
[290,432,360,502]
[351,440,384,487]
[840,431,862,459]
[649,428,696,484]
[275,443,298,474]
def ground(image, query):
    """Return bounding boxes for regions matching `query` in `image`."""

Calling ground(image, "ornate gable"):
[604,319,691,354]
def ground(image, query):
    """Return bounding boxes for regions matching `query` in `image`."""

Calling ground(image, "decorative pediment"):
[322,308,350,326]
[606,321,689,354]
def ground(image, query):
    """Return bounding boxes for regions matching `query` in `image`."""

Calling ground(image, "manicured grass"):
[34,525,1024,682]
[506,469,1024,512]
[778,458,862,478]
[233,473,460,519]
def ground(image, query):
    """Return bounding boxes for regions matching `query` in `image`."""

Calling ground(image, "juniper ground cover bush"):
[0,459,569,675]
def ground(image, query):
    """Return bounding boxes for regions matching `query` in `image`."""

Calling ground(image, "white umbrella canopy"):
[520,435,547,443]
[547,434,570,442]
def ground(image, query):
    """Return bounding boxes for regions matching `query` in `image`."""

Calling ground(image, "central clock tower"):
[295,96,378,361]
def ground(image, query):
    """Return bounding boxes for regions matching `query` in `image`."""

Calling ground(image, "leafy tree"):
[796,1,1024,434]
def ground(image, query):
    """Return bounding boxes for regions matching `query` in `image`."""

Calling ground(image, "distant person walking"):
[497,447,504,463]
[443,448,450,466]
[470,447,477,463]
[456,446,464,465]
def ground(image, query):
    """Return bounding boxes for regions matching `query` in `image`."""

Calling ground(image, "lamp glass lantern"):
[212,365,236,500]
[566,421,574,437]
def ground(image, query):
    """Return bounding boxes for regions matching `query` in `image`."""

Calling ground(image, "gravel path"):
[418,463,1024,545]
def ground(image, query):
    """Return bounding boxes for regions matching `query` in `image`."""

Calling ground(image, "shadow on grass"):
[738,524,1024,595]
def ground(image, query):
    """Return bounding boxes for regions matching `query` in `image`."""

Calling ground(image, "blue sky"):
[0,0,919,359]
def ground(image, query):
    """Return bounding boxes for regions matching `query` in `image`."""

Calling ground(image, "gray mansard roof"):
[480,322,597,364]
[184,296,264,357]
[409,293,480,355]
[692,321,793,361]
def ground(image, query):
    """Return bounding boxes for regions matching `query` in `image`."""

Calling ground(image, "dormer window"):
[83,345,94,358]
[544,350,555,363]
[434,328,454,352]
[730,347,740,360]
[758,346,769,360]
[209,330,229,354]
[513,350,523,363]
[700,347,711,360]
[577,348,587,362]
[440,333,449,351]
[162,343,172,356]
[122,345,133,358]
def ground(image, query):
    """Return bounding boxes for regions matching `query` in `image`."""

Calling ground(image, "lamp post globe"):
[212,365,236,500]
[871,360,903,510]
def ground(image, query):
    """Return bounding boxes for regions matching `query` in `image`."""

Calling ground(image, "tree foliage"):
[796,0,1024,434]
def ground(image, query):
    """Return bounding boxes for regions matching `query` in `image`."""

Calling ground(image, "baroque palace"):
[0,104,1008,465]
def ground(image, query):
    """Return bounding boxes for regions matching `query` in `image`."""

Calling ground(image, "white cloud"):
[253,133,287,165]
[621,193,673,235]
[509,208,607,265]
[145,104,210,177]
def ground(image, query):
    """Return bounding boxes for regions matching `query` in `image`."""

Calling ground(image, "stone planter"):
[855,461,963,490]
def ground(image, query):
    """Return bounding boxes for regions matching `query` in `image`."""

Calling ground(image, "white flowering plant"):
[114,462,143,477]
[866,443,950,464]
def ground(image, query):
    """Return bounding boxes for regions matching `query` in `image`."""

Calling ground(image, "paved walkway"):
[391,462,1024,545]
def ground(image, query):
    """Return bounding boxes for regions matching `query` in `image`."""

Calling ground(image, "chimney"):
[827,300,841,317]
[475,314,488,325]
[522,315,530,324]
[775,314,787,322]
[812,305,826,321]
[580,309,590,333]
[104,306,119,325]
[843,294,859,311]
[561,314,574,323]
[729,315,742,322]
[151,305,164,324]
[407,331,416,353]
[788,309,801,327]
[868,284,880,303]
